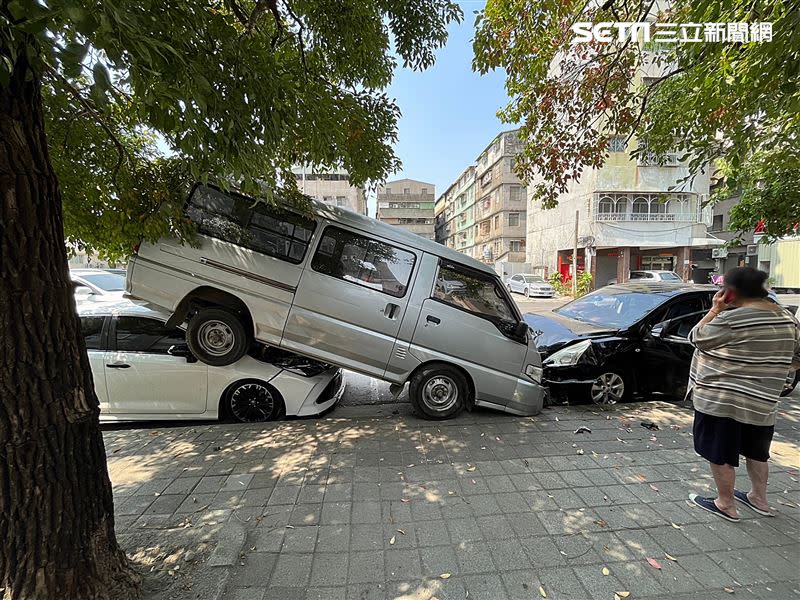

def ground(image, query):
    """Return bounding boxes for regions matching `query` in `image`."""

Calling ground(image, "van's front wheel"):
[187,307,249,366]
[410,364,467,420]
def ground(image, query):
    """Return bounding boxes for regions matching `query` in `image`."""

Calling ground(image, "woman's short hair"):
[724,266,769,299]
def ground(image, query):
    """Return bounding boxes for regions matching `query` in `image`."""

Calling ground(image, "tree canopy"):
[5,0,462,260]
[473,0,800,241]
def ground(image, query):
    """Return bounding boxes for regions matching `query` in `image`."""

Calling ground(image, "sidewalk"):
[105,398,800,600]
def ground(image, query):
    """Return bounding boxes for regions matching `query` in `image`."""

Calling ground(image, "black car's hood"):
[523,312,618,356]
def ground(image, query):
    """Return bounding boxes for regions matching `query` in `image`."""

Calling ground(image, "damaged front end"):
[249,344,334,377]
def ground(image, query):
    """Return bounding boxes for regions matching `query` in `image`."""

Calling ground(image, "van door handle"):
[106,363,131,369]
[382,303,399,319]
[426,315,441,325]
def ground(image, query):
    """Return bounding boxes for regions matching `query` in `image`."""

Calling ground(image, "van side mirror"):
[513,321,529,341]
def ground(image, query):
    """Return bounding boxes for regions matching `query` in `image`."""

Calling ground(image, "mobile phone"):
[722,288,736,304]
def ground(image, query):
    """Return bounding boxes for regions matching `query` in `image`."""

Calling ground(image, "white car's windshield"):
[659,272,681,281]
[523,275,545,283]
[556,290,666,328]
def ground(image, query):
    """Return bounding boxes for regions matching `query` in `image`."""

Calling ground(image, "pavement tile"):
[461,573,509,600]
[572,564,626,600]
[320,502,351,525]
[384,548,421,581]
[419,544,459,577]
[477,514,515,540]
[222,587,266,600]
[282,525,318,553]
[306,587,347,600]
[348,550,384,583]
[268,485,301,506]
[316,524,350,553]
[351,502,382,524]
[350,523,383,551]
[454,540,495,574]
[538,566,592,600]
[346,583,386,600]
[414,519,449,547]
[310,552,349,586]
[447,516,484,543]
[290,503,322,527]
[230,553,278,587]
[500,570,543,600]
[270,553,313,587]
[486,539,533,571]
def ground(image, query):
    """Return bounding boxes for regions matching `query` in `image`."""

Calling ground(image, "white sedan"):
[79,299,344,422]
[506,273,555,298]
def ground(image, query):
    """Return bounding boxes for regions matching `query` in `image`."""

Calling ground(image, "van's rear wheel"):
[410,364,467,420]
[187,307,249,366]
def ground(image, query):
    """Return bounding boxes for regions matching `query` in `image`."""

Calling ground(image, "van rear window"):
[311,226,416,298]
[186,185,317,265]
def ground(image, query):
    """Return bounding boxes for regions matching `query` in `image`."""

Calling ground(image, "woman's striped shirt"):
[688,306,800,426]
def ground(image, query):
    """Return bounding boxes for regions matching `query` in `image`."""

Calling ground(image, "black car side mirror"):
[168,344,197,363]
[651,321,668,338]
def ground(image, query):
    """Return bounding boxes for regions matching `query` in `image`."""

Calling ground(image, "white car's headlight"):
[543,339,592,367]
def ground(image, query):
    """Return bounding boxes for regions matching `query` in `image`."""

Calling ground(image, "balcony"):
[593,192,699,223]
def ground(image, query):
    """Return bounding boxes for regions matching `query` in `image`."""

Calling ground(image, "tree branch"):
[42,63,130,181]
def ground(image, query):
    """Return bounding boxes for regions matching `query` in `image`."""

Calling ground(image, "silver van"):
[127,184,545,419]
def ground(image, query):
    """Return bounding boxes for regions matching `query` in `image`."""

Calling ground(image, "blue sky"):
[371,3,510,213]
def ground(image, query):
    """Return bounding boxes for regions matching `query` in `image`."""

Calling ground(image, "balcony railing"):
[595,212,697,222]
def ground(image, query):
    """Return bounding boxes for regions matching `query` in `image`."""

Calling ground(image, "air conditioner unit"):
[711,248,728,259]
[746,244,758,256]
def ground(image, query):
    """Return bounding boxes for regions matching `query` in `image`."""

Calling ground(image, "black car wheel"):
[410,364,467,420]
[507,283,513,293]
[590,371,627,405]
[187,307,249,366]
[226,381,281,422]
[524,287,531,298]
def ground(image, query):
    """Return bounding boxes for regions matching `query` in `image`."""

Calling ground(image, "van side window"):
[311,226,416,298]
[186,185,316,264]
[186,186,249,245]
[243,203,316,264]
[434,263,516,323]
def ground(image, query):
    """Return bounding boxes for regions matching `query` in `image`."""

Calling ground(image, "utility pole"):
[572,209,579,296]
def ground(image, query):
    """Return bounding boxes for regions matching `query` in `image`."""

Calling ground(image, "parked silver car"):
[506,273,555,298]
[71,269,127,303]
[127,184,545,419]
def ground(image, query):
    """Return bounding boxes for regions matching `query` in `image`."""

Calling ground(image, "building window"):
[608,136,627,153]
[421,188,427,195]
[509,186,525,202]
[494,215,500,229]
[631,196,650,219]
[637,141,679,166]
[480,171,492,188]
[385,187,391,194]
[509,240,524,252]
[403,188,410,194]
[508,213,520,227]
[336,196,346,207]
[711,214,724,231]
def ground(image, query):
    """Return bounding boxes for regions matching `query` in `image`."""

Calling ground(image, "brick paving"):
[105,398,800,600]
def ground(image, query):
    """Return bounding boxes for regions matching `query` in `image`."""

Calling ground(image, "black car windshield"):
[79,273,126,292]
[555,290,667,328]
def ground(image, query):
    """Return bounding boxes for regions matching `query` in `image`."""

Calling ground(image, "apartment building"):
[473,131,527,264]
[526,131,716,286]
[377,179,436,240]
[435,166,477,258]
[293,165,367,215]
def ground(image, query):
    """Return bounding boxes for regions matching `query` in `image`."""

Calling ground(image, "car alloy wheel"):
[421,375,459,412]
[229,382,276,422]
[590,372,625,405]
[507,284,513,292]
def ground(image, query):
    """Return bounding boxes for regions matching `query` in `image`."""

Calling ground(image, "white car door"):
[80,315,110,411]
[510,274,521,293]
[104,315,208,414]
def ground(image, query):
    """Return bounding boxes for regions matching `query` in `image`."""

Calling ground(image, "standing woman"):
[688,267,800,521]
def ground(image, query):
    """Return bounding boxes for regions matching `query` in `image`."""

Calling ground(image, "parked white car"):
[71,269,127,303]
[629,270,682,282]
[78,299,344,422]
[506,274,555,298]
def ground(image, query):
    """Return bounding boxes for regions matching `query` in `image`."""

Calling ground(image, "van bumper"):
[482,377,545,416]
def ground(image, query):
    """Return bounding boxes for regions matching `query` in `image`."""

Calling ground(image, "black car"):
[525,282,797,405]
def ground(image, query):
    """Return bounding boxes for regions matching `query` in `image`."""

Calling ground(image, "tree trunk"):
[0,51,139,600]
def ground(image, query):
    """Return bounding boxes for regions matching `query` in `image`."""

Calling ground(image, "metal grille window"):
[508,213,521,227]
[608,136,628,153]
